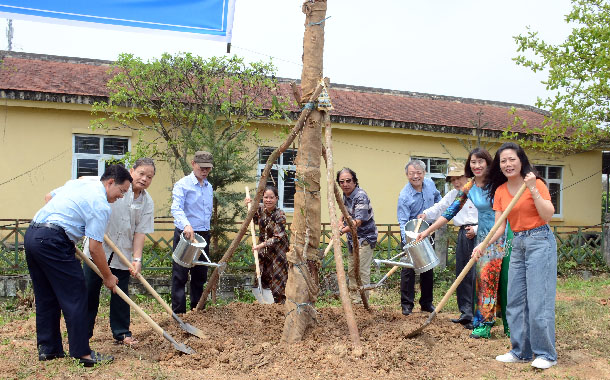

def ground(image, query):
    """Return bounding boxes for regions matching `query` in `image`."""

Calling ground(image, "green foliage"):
[91,52,292,257]
[510,0,610,154]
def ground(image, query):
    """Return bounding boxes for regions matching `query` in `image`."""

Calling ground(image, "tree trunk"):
[281,0,327,343]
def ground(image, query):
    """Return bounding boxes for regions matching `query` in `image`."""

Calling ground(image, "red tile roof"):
[0,51,546,134]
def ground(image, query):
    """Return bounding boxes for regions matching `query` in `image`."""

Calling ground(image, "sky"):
[3,0,575,107]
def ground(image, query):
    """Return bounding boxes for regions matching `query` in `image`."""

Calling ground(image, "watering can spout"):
[373,258,414,269]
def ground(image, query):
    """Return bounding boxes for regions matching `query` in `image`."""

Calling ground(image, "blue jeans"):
[507,224,557,361]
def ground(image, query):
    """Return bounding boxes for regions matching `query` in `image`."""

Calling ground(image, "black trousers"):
[171,228,210,314]
[400,235,434,310]
[84,264,132,341]
[455,226,476,320]
[24,225,90,358]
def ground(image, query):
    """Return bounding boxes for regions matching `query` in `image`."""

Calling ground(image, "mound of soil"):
[1,302,608,379]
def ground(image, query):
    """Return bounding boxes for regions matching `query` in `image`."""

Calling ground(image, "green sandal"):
[470,325,491,339]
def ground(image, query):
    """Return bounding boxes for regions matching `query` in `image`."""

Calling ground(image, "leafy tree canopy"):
[91,52,290,255]
[509,0,610,154]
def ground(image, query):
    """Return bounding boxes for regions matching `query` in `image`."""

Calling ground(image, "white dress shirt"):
[423,188,478,233]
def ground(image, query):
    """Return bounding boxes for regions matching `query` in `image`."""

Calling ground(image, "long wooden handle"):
[103,235,174,316]
[75,246,165,337]
[433,183,527,314]
[385,265,401,278]
[245,187,263,280]
[323,239,334,257]
[414,217,424,234]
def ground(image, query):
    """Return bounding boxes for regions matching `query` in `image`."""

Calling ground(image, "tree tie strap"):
[285,297,317,322]
[307,16,331,27]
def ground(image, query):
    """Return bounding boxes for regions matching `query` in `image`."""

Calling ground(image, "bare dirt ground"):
[1,292,609,380]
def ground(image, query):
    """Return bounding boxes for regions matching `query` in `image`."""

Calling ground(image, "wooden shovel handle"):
[385,265,401,278]
[245,187,263,280]
[433,183,527,314]
[75,246,165,337]
[414,217,424,234]
[322,238,334,257]
[103,234,174,316]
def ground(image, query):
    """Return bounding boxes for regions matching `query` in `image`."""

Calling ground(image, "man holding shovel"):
[83,158,156,345]
[418,161,478,329]
[397,160,441,316]
[171,151,214,314]
[26,164,131,367]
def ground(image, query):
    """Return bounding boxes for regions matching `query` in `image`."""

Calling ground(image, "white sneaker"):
[531,357,557,369]
[495,352,529,363]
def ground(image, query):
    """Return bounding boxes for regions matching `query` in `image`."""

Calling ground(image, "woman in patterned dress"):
[417,148,511,339]
[246,186,289,303]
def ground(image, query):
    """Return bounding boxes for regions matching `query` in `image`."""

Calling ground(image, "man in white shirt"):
[418,161,478,329]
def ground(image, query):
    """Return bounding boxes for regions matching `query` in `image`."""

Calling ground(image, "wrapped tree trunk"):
[281,0,327,343]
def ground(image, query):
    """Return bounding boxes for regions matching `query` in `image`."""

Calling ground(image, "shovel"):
[75,246,195,354]
[245,186,275,304]
[365,218,424,291]
[406,183,526,338]
[103,234,205,339]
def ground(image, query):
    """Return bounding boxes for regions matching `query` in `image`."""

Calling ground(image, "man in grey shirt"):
[83,158,156,345]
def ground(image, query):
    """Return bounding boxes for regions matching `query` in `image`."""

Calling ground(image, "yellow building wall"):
[0,100,602,230]
[253,121,602,228]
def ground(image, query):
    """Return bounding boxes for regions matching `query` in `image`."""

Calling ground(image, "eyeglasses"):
[338,179,353,184]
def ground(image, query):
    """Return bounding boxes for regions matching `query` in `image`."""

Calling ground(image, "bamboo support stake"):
[195,81,326,311]
[323,111,363,357]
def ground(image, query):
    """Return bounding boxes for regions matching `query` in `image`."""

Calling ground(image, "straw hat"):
[445,161,465,181]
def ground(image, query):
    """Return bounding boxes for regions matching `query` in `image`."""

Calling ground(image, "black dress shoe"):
[421,305,435,313]
[451,315,472,325]
[39,352,65,361]
[402,306,413,316]
[78,350,114,368]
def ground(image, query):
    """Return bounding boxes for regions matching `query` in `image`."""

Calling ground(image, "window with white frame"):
[534,165,562,217]
[257,147,297,211]
[72,135,130,178]
[412,157,449,195]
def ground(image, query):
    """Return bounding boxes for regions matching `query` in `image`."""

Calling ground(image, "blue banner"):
[0,0,235,42]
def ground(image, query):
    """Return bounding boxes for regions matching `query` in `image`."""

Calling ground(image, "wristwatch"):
[133,257,142,262]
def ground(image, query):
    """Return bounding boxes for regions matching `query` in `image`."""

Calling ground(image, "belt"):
[459,223,477,229]
[513,224,550,237]
[31,222,65,233]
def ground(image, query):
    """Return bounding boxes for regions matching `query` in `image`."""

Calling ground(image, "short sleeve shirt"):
[492,179,551,232]
[33,179,110,242]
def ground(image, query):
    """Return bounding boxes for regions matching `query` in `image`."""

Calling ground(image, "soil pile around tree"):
[1,301,608,379]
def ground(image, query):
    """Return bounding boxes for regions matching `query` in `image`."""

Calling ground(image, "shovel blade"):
[405,311,436,338]
[252,286,274,304]
[162,331,196,354]
[172,313,205,339]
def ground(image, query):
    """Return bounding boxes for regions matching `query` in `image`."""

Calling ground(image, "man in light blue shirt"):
[25,164,131,367]
[397,159,441,316]
[171,151,214,314]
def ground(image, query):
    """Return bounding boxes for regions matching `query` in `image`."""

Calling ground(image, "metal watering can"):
[172,232,221,268]
[374,219,439,274]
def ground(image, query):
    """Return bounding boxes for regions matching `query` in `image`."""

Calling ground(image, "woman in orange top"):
[473,142,557,370]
